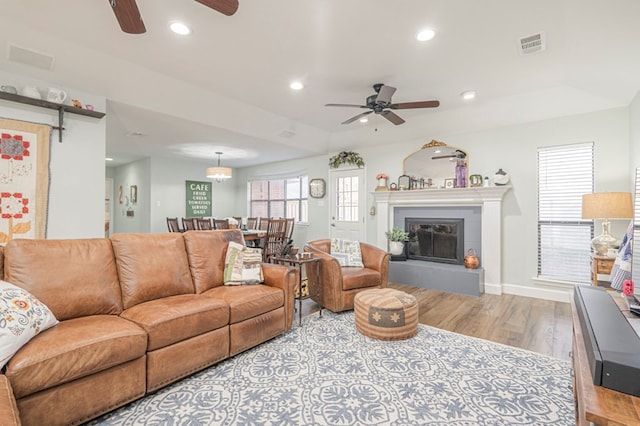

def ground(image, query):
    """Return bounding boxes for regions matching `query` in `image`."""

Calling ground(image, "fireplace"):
[405,218,464,265]
[372,186,510,295]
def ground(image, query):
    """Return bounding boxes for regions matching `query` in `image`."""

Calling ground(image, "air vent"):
[7,44,55,71]
[519,32,545,55]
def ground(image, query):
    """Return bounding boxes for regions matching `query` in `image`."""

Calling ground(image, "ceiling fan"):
[108,0,238,34]
[325,83,439,126]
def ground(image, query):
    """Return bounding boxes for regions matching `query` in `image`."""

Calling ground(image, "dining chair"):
[213,219,230,230]
[233,216,242,227]
[258,217,270,231]
[196,218,213,230]
[284,217,295,241]
[166,217,182,233]
[246,217,258,230]
[262,218,288,263]
[182,217,197,231]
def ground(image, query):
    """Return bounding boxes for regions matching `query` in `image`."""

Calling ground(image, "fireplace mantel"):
[372,186,511,294]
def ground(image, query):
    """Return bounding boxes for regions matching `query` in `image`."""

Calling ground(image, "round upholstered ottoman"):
[354,288,418,340]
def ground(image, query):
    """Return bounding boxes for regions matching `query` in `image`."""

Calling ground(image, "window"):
[249,176,308,222]
[537,142,594,282]
[335,175,359,222]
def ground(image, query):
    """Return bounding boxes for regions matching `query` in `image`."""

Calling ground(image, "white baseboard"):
[497,282,573,303]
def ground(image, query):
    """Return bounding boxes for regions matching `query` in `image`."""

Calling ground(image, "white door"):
[329,168,365,241]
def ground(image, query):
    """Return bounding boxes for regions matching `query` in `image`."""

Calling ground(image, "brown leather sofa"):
[304,239,390,312]
[0,230,297,426]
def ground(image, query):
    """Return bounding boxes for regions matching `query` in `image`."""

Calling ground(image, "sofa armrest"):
[303,243,344,306]
[0,375,20,425]
[261,263,298,330]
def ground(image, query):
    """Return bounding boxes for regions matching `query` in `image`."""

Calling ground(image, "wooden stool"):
[354,288,418,340]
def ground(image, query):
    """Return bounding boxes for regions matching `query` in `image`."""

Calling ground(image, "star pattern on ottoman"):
[368,307,406,327]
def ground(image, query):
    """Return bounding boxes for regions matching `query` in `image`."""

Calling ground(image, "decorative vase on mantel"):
[375,178,389,191]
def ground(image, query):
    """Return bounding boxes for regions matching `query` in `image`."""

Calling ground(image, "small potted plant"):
[385,227,409,255]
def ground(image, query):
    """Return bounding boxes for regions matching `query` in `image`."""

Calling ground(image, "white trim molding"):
[373,186,511,293]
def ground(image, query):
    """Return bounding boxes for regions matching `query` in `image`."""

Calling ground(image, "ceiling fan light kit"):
[325,83,439,126]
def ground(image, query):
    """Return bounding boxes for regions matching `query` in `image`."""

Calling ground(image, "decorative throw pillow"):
[330,238,364,267]
[224,241,264,285]
[0,280,59,369]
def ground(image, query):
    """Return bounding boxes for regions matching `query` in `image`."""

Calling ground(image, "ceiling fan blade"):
[341,111,373,125]
[381,110,405,125]
[325,103,369,109]
[376,85,396,105]
[108,0,146,34]
[194,0,239,16]
[390,100,440,109]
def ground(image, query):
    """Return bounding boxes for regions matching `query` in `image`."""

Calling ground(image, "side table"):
[271,254,322,326]
[591,255,614,287]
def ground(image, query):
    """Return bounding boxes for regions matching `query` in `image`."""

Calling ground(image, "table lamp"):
[581,192,633,255]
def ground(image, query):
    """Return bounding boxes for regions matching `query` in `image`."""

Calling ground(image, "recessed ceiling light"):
[461,90,476,101]
[416,29,435,42]
[105,157,113,162]
[170,22,191,35]
[359,117,368,123]
[289,81,304,90]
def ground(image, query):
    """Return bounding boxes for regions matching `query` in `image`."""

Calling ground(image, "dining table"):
[241,229,266,242]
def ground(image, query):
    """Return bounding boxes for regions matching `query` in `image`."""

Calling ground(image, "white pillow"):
[224,241,264,285]
[330,238,364,267]
[0,280,59,369]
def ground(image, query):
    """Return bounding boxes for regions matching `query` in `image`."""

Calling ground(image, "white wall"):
[629,91,640,180]
[148,157,237,234]
[239,107,631,298]
[0,71,106,239]
[112,158,151,234]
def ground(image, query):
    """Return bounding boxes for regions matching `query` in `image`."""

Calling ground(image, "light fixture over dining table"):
[206,152,232,183]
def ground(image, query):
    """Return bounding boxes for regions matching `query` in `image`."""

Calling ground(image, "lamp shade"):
[206,166,232,180]
[206,152,232,182]
[581,192,633,219]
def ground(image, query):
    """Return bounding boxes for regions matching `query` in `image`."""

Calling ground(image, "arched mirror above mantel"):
[403,140,468,189]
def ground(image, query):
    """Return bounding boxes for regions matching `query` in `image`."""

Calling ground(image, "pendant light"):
[206,152,232,182]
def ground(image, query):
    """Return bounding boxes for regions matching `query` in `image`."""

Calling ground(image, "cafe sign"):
[185,180,212,217]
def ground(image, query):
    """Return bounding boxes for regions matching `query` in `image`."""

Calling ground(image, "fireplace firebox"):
[405,218,464,265]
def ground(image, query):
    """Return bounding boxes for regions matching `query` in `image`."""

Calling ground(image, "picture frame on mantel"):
[444,178,455,189]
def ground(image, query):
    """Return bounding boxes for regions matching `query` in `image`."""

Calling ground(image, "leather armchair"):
[304,239,390,312]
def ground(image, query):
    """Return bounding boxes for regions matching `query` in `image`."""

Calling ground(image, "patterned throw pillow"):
[0,280,59,369]
[224,241,264,285]
[330,238,364,267]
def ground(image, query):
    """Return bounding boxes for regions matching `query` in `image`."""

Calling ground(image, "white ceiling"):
[1,0,639,168]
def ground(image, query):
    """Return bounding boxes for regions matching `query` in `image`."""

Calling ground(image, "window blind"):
[633,167,640,282]
[537,142,594,282]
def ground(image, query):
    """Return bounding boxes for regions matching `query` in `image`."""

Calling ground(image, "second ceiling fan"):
[108,0,238,34]
[325,83,440,126]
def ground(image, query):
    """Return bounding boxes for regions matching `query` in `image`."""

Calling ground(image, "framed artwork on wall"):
[130,185,137,204]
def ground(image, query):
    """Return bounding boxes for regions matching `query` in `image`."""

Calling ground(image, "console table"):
[571,291,640,425]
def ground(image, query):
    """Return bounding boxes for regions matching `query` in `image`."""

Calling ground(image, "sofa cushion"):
[120,294,229,351]
[111,233,195,309]
[5,315,147,398]
[3,238,123,320]
[342,267,382,290]
[204,285,283,324]
[183,229,245,293]
[224,241,264,285]
[0,280,58,369]
[331,238,364,267]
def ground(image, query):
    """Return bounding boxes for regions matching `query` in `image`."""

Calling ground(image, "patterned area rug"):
[88,311,574,425]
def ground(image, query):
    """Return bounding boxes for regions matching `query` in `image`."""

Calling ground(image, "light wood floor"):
[301,283,573,361]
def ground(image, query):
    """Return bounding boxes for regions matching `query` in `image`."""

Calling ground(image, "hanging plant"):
[328,151,365,169]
